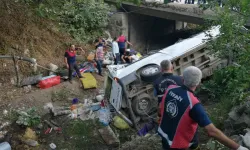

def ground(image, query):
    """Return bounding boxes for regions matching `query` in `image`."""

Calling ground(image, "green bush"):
[60,0,110,41]
[202,66,250,105]
[16,107,41,127]
[17,0,110,42]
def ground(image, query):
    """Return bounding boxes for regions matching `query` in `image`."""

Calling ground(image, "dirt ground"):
[0,69,143,150]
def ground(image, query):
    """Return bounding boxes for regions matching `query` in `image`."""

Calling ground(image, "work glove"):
[237,146,249,150]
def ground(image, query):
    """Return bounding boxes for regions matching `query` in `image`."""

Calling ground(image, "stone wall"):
[107,9,129,40]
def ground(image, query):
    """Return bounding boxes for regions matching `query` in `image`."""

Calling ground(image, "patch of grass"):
[58,119,107,150]
[207,97,233,128]
[51,88,70,102]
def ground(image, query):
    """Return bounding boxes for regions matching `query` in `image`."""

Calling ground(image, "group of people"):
[154,60,248,150]
[63,33,134,83]
[112,33,136,64]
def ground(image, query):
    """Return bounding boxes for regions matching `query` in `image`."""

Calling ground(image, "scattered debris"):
[48,63,58,72]
[138,121,155,136]
[98,107,111,126]
[87,52,95,61]
[20,74,42,86]
[53,109,71,116]
[240,128,250,148]
[113,116,130,130]
[23,139,39,147]
[23,85,32,93]
[0,122,10,130]
[49,143,56,149]
[96,94,104,102]
[44,120,56,128]
[230,135,243,145]
[98,126,119,147]
[0,131,8,140]
[0,142,11,150]
[50,120,59,127]
[23,128,37,140]
[3,110,8,116]
[37,123,43,129]
[80,73,97,89]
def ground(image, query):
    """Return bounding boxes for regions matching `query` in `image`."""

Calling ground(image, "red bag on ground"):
[39,76,61,89]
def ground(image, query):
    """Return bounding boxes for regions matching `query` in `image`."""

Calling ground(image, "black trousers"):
[68,63,81,80]
[114,53,120,65]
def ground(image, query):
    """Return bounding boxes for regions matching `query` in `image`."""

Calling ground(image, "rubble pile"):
[224,100,250,148]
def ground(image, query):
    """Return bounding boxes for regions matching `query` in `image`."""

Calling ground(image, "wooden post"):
[12,54,20,87]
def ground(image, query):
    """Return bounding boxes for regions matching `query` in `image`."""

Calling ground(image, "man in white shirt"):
[112,37,120,65]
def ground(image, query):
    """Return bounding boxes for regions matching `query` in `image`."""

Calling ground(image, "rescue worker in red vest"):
[64,44,85,83]
[118,33,132,57]
[158,66,248,150]
[154,60,183,105]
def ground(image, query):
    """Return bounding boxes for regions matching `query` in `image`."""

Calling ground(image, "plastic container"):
[0,142,11,150]
[98,107,110,126]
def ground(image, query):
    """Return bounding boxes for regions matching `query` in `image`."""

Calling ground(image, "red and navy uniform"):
[64,50,76,64]
[158,85,211,150]
[154,73,183,104]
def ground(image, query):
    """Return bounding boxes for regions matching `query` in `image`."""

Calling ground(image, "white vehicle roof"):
[107,26,221,79]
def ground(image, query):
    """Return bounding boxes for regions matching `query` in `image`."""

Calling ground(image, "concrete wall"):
[107,9,187,52]
[128,14,177,52]
[107,12,129,39]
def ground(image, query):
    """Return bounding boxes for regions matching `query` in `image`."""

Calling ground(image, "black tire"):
[132,93,152,116]
[140,65,161,82]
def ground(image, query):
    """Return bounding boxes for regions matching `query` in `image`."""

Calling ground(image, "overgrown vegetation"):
[16,107,41,127]
[16,0,110,42]
[200,0,250,126]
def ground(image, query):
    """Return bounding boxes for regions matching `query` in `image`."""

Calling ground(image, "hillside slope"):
[0,0,74,84]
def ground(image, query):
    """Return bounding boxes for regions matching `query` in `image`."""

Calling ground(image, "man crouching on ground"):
[158,66,248,150]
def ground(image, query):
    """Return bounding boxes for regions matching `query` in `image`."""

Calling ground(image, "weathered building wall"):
[107,6,129,40]
[107,6,187,52]
[128,14,177,52]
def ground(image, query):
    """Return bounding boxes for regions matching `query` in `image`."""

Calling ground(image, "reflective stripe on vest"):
[158,127,193,147]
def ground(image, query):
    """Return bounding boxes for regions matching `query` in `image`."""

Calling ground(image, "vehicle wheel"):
[132,93,152,116]
[140,65,161,82]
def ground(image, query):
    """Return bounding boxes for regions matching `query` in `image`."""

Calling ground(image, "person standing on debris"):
[158,66,248,150]
[118,33,132,57]
[64,44,85,83]
[154,60,183,104]
[95,46,104,76]
[112,37,120,65]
